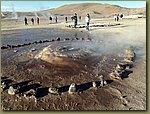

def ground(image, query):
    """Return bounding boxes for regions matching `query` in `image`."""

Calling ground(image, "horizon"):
[1,1,146,12]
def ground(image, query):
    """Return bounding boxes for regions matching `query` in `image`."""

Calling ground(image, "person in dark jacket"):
[65,16,68,23]
[79,16,81,21]
[37,17,40,25]
[49,16,52,23]
[73,13,78,29]
[31,18,34,25]
[55,16,58,23]
[117,14,119,21]
[24,17,28,25]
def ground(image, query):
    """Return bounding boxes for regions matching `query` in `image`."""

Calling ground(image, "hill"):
[1,3,146,19]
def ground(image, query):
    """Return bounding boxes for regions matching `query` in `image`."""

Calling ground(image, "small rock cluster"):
[48,76,108,95]
[48,87,59,94]
[68,83,77,94]
[92,75,107,88]
[1,37,92,50]
[8,86,18,95]
[110,47,136,80]
[66,23,121,28]
[1,82,6,92]
[124,47,136,63]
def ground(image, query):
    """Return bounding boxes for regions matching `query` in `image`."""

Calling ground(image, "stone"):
[64,38,69,40]
[103,80,107,85]
[125,47,136,62]
[76,38,79,40]
[30,48,36,52]
[116,63,126,71]
[48,87,59,94]
[87,38,92,41]
[99,75,107,87]
[109,72,121,80]
[25,89,36,96]
[126,66,130,70]
[1,82,6,91]
[113,59,116,61]
[13,50,18,53]
[92,81,97,88]
[56,37,60,41]
[8,86,17,95]
[1,82,6,89]
[114,69,122,76]
[124,58,134,63]
[99,75,104,87]
[38,40,43,43]
[68,83,76,94]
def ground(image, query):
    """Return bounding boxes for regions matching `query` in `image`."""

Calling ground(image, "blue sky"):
[1,1,146,12]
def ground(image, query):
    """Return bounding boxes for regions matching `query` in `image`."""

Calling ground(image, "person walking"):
[31,18,34,25]
[49,16,52,23]
[73,13,78,29]
[65,16,68,23]
[55,16,58,23]
[117,14,119,21]
[37,17,40,25]
[85,13,90,31]
[79,16,81,21]
[24,17,28,25]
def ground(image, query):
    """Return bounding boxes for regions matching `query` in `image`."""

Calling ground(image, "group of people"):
[24,17,40,25]
[114,13,123,21]
[49,16,58,23]
[24,13,91,31]
[72,13,90,31]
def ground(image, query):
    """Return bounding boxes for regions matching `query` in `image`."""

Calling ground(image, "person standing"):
[65,16,68,23]
[55,16,58,23]
[114,14,117,21]
[117,14,119,21]
[71,16,74,21]
[24,17,28,25]
[49,16,52,23]
[37,17,40,25]
[73,13,78,29]
[31,18,34,25]
[120,13,123,20]
[79,16,81,21]
[85,13,90,31]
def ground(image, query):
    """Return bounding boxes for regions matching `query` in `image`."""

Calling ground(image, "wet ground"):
[1,18,146,110]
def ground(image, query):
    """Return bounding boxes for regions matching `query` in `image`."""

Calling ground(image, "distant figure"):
[24,17,28,25]
[73,13,78,28]
[120,13,123,20]
[85,13,90,31]
[31,18,34,25]
[49,16,52,23]
[65,16,68,23]
[37,17,40,25]
[117,14,119,21]
[55,16,58,23]
[79,16,81,21]
[71,16,74,21]
[114,14,119,21]
[114,14,117,21]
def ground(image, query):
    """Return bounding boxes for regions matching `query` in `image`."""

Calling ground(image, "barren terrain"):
[1,3,146,111]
